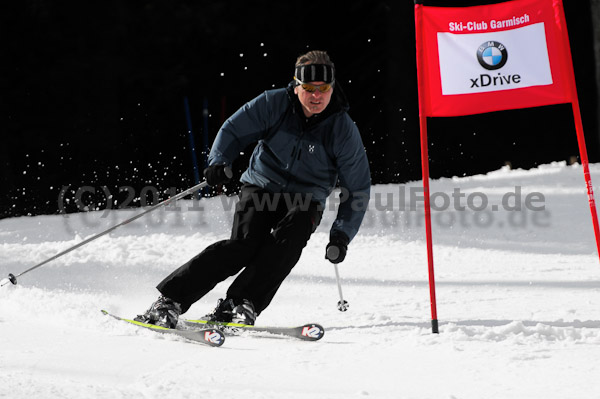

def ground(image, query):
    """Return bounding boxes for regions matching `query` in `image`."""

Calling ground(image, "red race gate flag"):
[414,0,600,334]
[415,0,573,117]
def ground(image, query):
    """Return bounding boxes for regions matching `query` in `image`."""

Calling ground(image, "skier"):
[136,50,371,328]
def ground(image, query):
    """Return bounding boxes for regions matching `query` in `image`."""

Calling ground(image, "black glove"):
[203,164,232,187]
[325,231,350,264]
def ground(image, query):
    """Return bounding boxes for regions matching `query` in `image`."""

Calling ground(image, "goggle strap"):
[294,64,335,84]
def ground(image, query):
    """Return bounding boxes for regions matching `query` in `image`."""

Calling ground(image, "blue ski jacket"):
[208,83,371,242]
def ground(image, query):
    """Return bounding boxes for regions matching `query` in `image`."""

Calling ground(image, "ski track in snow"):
[1,162,600,398]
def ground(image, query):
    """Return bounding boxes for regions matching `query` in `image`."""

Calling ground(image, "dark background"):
[1,0,598,218]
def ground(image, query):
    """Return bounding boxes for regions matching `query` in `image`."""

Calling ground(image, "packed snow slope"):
[1,161,600,399]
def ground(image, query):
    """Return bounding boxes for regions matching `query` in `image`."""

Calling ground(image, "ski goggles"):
[294,78,334,93]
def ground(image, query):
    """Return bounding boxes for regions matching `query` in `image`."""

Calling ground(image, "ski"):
[101,310,225,347]
[179,318,325,341]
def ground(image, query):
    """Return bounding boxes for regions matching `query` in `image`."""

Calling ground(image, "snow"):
[1,161,600,398]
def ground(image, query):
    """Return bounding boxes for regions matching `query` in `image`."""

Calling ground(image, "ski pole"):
[333,264,349,312]
[1,168,231,288]
[326,246,349,312]
[1,180,207,288]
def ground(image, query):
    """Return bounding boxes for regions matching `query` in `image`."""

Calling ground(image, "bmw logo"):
[476,41,508,70]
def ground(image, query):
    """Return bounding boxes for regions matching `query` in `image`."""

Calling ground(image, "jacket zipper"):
[284,129,306,192]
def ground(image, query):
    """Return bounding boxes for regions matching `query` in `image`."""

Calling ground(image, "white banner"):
[437,23,553,95]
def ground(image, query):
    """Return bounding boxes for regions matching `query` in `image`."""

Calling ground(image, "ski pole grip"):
[204,165,233,186]
[326,246,340,261]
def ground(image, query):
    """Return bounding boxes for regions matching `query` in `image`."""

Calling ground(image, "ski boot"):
[135,296,182,329]
[231,299,256,326]
[204,298,235,322]
[205,298,257,325]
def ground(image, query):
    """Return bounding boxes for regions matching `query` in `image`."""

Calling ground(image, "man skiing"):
[136,50,371,328]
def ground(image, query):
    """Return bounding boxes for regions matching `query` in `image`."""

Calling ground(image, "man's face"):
[294,81,333,118]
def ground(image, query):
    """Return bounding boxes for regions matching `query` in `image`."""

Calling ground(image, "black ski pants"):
[156,185,323,315]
